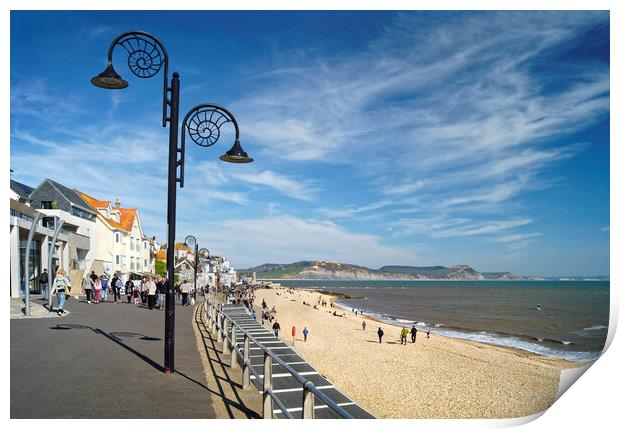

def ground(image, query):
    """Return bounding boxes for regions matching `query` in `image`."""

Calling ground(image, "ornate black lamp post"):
[183,235,199,298]
[198,247,211,295]
[91,30,252,374]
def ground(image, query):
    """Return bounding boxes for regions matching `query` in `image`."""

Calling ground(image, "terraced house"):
[77,191,156,283]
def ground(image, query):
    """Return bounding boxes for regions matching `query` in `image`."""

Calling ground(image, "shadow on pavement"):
[194,306,262,419]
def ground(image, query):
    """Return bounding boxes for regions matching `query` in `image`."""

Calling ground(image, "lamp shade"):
[91,63,129,89]
[220,139,253,163]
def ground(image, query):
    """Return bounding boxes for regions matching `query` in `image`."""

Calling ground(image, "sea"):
[273,280,610,362]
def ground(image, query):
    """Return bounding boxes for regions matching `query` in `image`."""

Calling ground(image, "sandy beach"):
[254,286,585,419]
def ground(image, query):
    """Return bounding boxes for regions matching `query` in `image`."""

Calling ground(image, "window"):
[144,259,148,267]
[10,209,34,222]
[144,241,147,250]
[41,201,53,209]
[115,233,120,243]
[42,217,56,230]
[115,255,120,265]
[71,206,95,221]
[130,257,135,271]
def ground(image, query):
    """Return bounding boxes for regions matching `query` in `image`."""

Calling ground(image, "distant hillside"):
[241,261,520,280]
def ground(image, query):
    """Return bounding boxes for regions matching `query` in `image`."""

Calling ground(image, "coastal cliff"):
[242,261,520,280]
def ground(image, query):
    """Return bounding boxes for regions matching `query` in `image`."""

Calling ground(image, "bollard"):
[302,383,315,419]
[242,334,251,389]
[231,326,238,368]
[263,354,273,419]
[223,318,230,353]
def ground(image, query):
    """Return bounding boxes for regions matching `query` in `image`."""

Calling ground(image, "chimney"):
[114,198,121,209]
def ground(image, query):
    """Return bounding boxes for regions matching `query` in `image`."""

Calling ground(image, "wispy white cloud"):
[494,232,542,243]
[199,215,419,268]
[317,200,393,218]
[236,170,316,201]
[391,216,532,239]
[229,12,608,242]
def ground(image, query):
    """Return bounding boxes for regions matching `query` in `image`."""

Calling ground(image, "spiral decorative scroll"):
[117,35,164,79]
[184,235,197,247]
[185,107,235,147]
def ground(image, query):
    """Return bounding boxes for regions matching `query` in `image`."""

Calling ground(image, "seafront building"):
[9,177,157,296]
[25,178,96,293]
[77,191,156,282]
[9,180,73,297]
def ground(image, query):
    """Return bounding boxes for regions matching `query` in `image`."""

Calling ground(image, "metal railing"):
[204,298,353,419]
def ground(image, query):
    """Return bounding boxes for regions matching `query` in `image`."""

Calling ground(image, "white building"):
[77,191,155,282]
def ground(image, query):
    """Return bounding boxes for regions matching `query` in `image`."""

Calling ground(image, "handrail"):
[205,298,354,419]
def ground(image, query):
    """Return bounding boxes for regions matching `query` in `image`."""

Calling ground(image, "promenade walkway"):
[10,296,258,418]
[218,304,374,419]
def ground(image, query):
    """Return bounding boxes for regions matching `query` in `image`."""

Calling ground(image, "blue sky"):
[10,11,610,276]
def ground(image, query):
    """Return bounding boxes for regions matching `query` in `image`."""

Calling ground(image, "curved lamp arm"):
[92,30,170,127]
[184,235,197,247]
[178,103,252,187]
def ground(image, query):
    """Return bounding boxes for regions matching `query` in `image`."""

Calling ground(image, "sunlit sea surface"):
[273,280,609,361]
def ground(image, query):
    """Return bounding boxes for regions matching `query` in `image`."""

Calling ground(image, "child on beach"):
[377,327,384,343]
[362,320,367,331]
[303,327,309,342]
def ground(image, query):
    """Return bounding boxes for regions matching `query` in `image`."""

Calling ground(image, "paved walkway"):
[220,304,374,419]
[10,296,67,319]
[11,296,217,418]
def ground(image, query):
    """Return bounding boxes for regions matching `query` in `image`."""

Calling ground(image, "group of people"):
[41,267,205,314]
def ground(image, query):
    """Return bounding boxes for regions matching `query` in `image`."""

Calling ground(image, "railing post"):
[217,313,223,342]
[303,383,315,419]
[223,318,230,353]
[242,334,251,389]
[230,326,238,368]
[263,353,273,419]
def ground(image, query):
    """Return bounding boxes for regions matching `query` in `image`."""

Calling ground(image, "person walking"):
[400,327,409,345]
[39,269,49,301]
[93,276,102,303]
[272,320,281,338]
[157,277,167,310]
[110,274,118,302]
[101,274,108,302]
[180,280,190,306]
[83,274,94,304]
[411,325,417,344]
[132,282,140,304]
[125,279,134,303]
[362,320,367,331]
[51,269,71,316]
[140,277,148,304]
[147,277,157,310]
[377,327,384,344]
[303,326,309,342]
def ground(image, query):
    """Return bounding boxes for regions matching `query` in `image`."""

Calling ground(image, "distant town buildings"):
[10,175,240,297]
[9,177,156,296]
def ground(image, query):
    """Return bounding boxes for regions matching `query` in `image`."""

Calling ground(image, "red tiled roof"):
[77,190,110,210]
[118,207,137,231]
[77,190,136,232]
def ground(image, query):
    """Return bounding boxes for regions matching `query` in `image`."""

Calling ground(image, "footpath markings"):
[220,304,374,419]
